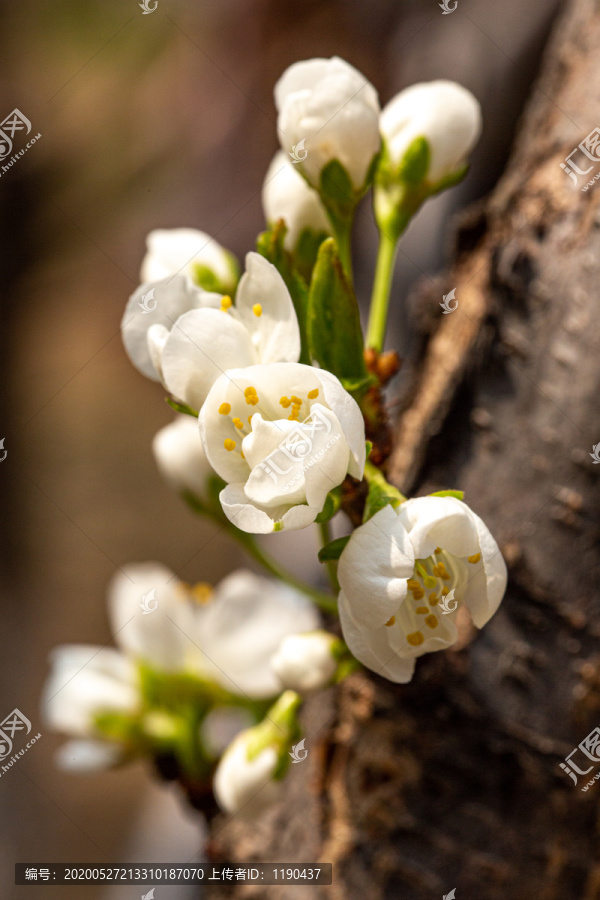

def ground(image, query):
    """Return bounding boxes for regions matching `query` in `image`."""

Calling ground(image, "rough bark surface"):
[205,0,600,896]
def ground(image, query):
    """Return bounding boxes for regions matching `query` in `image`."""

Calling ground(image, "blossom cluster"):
[44,57,506,818]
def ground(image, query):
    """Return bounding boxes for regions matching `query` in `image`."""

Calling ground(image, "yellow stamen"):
[244,386,257,397]
[441,587,449,596]
[429,594,439,606]
[434,547,442,554]
[191,582,213,604]
[407,631,424,646]
[252,303,262,317]
[218,402,231,415]
[407,579,420,591]
[424,614,438,629]
[232,417,244,429]
[280,396,291,408]
[308,388,319,399]
[290,395,302,405]
[412,589,425,600]
[246,394,259,406]
[385,615,395,627]
[240,450,245,459]
[220,295,232,311]
[224,438,236,451]
[468,553,481,564]
[248,415,253,424]
[415,606,429,614]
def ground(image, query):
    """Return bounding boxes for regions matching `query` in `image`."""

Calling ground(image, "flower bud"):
[262,151,331,252]
[380,80,482,185]
[271,631,339,692]
[213,729,282,815]
[152,415,213,500]
[140,228,239,294]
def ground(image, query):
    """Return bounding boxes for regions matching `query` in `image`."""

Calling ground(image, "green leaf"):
[318,534,351,562]
[430,489,465,501]
[307,238,367,379]
[257,221,311,364]
[166,397,199,418]
[315,487,342,524]
[397,136,431,185]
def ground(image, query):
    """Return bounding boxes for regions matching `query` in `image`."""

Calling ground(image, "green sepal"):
[365,440,373,460]
[340,373,378,401]
[430,489,465,501]
[256,220,311,364]
[318,534,351,563]
[315,487,342,524]
[319,159,356,220]
[294,227,330,283]
[397,136,431,185]
[166,397,199,418]
[93,711,140,746]
[428,163,470,196]
[362,460,406,523]
[307,238,367,379]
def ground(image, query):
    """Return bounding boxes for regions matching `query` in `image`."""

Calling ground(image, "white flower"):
[157,252,301,411]
[199,363,366,533]
[213,728,282,815]
[43,566,320,768]
[121,275,221,382]
[140,228,238,293]
[153,415,214,500]
[380,81,482,184]
[270,631,338,692]
[275,56,381,191]
[337,496,507,683]
[262,151,331,251]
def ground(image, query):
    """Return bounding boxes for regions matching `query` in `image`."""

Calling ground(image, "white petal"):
[270,632,337,692]
[219,484,319,534]
[197,570,320,697]
[262,152,330,250]
[338,591,416,684]
[55,739,123,773]
[214,735,281,815]
[397,496,480,560]
[141,228,238,290]
[235,252,300,364]
[337,505,414,627]
[107,563,189,671]
[121,276,218,380]
[153,415,213,499]
[161,308,257,410]
[462,511,507,628]
[317,369,366,478]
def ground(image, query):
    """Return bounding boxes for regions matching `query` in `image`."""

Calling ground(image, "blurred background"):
[0,0,560,897]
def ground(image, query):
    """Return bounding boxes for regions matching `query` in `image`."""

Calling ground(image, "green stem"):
[318,519,339,594]
[365,227,400,353]
[235,531,338,615]
[328,212,354,283]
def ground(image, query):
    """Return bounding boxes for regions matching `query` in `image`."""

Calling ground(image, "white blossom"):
[213,728,282,815]
[152,415,214,500]
[270,631,338,692]
[141,228,238,293]
[262,151,331,251]
[337,496,507,683]
[380,80,482,184]
[275,56,381,190]
[199,363,366,533]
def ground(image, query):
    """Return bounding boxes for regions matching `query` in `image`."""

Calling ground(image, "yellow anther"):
[288,412,300,421]
[415,606,429,614]
[406,631,424,646]
[290,395,302,405]
[246,395,259,406]
[191,582,213,604]
[248,415,253,424]
[280,396,291,408]
[441,572,451,581]
[412,589,425,600]
[244,386,257,397]
[432,564,442,577]
[308,388,319,399]
[441,587,449,596]
[385,615,396,627]
[434,547,442,555]
[407,579,420,591]
[220,295,232,311]
[224,438,236,451]
[232,417,244,429]
[252,303,262,317]
[218,402,231,415]
[468,553,481,564]
[424,614,438,629]
[429,593,439,606]
[240,450,245,459]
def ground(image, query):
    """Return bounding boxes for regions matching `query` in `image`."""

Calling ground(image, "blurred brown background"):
[0,0,560,897]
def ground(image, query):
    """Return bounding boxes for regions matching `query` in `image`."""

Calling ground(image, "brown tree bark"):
[205,0,600,896]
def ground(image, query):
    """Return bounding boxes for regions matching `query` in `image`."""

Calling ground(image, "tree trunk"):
[205,0,600,896]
